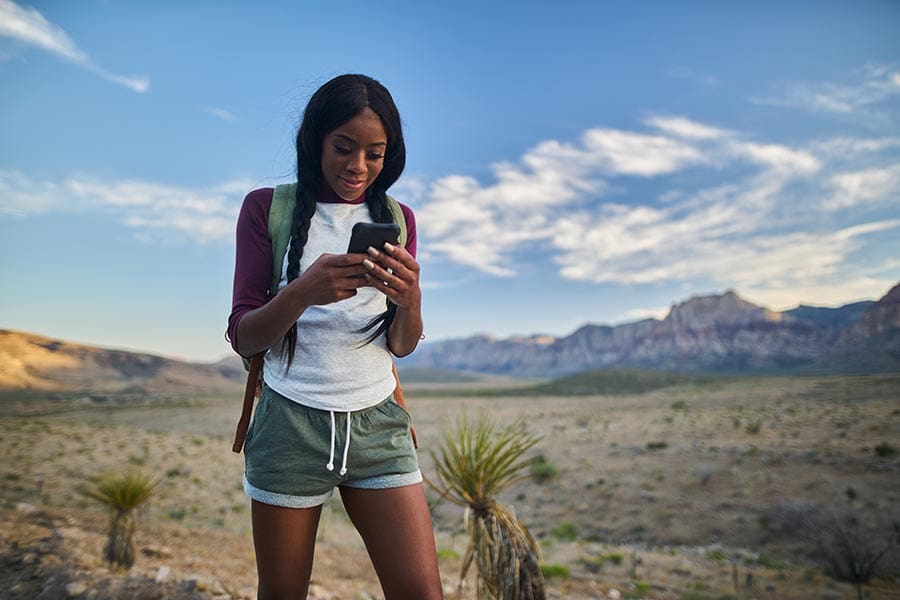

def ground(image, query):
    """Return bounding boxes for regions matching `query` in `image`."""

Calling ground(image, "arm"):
[362,205,423,357]
[227,190,370,357]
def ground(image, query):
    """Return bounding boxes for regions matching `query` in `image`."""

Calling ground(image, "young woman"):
[227,74,443,599]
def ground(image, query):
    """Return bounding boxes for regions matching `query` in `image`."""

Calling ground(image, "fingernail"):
[384,242,395,252]
[363,259,375,269]
[367,246,380,257]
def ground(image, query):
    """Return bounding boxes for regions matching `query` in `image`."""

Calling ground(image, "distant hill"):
[0,330,243,395]
[3,283,897,395]
[401,282,900,377]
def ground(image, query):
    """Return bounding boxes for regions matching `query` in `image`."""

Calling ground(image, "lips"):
[340,177,365,190]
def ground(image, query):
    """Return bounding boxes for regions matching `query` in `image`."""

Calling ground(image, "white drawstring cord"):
[326,411,336,472]
[340,412,351,476]
[326,410,352,475]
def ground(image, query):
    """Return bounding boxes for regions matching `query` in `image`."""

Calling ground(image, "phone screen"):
[347,222,400,254]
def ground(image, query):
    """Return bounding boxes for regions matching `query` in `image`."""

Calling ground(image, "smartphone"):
[347,222,400,254]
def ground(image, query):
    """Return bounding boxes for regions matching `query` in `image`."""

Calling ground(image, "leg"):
[340,484,443,599]
[251,499,323,599]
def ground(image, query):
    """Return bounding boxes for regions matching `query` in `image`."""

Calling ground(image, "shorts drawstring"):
[326,411,336,472]
[340,412,351,476]
[326,410,352,476]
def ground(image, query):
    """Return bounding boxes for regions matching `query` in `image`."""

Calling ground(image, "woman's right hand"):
[288,252,369,306]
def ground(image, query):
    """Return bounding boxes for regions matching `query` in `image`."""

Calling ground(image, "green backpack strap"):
[268,186,407,296]
[268,183,298,297]
[385,194,407,249]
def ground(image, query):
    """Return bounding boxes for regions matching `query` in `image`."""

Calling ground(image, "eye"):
[367,152,384,161]
[334,145,351,155]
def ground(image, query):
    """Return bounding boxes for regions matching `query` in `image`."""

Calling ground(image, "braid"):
[281,183,317,368]
[357,188,399,345]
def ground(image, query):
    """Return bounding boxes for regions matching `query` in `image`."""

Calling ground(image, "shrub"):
[874,442,897,458]
[745,420,762,435]
[671,400,688,410]
[552,521,578,542]
[540,564,570,579]
[530,454,559,482]
[429,412,545,599]
[83,469,158,568]
[646,441,668,451]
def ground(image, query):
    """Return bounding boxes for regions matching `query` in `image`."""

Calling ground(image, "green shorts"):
[243,384,421,508]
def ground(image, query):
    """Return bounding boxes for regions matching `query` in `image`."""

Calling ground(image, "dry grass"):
[2,374,899,599]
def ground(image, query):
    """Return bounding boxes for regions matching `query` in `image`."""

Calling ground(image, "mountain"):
[401,284,899,377]
[0,330,244,395]
[814,283,900,373]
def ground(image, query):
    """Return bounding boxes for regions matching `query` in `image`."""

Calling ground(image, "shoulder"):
[237,188,275,236]
[243,187,274,212]
[397,201,416,226]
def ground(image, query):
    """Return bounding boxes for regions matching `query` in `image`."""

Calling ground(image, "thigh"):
[339,484,443,600]
[251,499,322,599]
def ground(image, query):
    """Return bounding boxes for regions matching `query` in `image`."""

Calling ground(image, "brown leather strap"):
[391,362,417,449]
[232,353,264,453]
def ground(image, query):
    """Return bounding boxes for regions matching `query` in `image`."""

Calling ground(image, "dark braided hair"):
[281,74,406,366]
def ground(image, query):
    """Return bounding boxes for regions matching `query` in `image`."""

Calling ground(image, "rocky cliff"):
[402,284,900,376]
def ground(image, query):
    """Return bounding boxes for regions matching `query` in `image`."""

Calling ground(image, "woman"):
[227,74,442,599]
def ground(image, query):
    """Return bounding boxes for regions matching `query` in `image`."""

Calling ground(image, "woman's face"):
[321,106,387,201]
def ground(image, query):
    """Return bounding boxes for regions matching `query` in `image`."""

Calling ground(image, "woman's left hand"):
[362,242,421,310]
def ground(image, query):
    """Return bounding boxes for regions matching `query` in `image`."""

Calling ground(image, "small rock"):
[142,545,174,559]
[21,552,38,565]
[16,502,37,514]
[608,589,622,600]
[65,581,89,597]
[154,565,171,583]
[357,592,376,600]
[185,574,226,595]
[308,583,331,599]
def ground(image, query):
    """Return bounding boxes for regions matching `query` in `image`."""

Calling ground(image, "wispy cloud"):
[203,106,238,122]
[666,65,718,88]
[0,170,250,242]
[750,63,900,124]
[413,114,900,310]
[0,0,148,92]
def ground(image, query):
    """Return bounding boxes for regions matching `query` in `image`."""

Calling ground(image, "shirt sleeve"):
[400,202,417,259]
[226,188,274,356]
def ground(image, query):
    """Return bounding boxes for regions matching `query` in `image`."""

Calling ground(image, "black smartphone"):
[346,222,400,254]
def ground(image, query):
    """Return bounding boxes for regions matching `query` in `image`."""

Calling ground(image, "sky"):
[1,1,899,362]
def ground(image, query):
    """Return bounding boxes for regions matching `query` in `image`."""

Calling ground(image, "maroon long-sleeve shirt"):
[226,187,418,356]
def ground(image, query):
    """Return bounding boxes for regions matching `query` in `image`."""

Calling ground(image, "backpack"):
[232,183,414,453]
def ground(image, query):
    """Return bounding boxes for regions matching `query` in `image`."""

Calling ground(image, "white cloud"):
[644,116,728,140]
[666,65,718,88]
[0,0,148,92]
[413,112,900,310]
[0,170,250,242]
[203,106,238,122]
[825,164,900,210]
[750,63,900,122]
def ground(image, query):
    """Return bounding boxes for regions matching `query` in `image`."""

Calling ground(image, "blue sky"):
[1,1,899,361]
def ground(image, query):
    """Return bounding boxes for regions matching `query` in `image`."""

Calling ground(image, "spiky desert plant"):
[429,412,546,600]
[83,469,158,568]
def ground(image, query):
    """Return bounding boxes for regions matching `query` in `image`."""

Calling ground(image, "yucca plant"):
[83,469,159,568]
[428,412,546,600]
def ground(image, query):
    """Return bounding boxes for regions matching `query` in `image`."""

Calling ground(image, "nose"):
[347,150,366,174]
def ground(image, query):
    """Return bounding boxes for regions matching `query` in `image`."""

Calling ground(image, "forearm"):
[234,284,311,357]
[387,299,423,357]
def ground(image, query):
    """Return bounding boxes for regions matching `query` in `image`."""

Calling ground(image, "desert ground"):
[2,374,899,599]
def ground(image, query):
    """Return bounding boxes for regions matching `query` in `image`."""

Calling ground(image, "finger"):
[380,243,419,271]
[362,258,404,289]
[366,246,412,280]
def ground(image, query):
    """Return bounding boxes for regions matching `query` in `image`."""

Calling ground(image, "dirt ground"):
[2,374,899,599]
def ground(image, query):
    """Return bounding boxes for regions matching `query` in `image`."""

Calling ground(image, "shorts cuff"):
[244,475,333,508]
[342,469,423,490]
